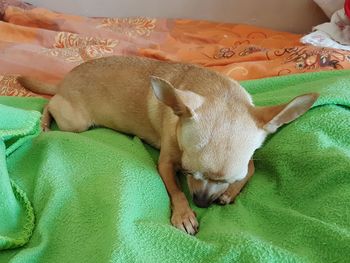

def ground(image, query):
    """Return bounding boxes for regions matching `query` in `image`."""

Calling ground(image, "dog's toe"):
[217,193,233,205]
[41,122,50,132]
[171,209,198,235]
[183,216,198,235]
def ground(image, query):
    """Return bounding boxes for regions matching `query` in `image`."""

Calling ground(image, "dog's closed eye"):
[182,169,194,175]
[202,172,227,184]
[208,178,228,184]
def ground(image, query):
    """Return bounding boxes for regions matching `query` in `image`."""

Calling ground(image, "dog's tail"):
[17,76,57,95]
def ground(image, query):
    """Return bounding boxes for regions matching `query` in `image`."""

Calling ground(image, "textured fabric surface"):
[0,69,349,262]
[0,102,41,249]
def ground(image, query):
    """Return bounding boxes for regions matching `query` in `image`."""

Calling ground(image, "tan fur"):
[17,76,57,95]
[17,56,319,235]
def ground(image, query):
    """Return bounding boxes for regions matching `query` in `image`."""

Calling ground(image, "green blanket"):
[0,70,349,262]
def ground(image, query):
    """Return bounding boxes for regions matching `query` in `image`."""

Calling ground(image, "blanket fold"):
[0,104,40,249]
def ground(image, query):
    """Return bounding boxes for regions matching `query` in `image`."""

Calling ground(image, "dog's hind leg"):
[48,95,91,133]
[41,104,52,132]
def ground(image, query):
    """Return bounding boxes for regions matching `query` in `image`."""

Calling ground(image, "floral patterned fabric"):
[1,0,350,97]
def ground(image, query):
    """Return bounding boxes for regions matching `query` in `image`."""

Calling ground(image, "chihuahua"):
[18,56,318,235]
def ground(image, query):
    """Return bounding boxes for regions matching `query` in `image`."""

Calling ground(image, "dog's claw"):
[41,123,50,132]
[171,209,198,235]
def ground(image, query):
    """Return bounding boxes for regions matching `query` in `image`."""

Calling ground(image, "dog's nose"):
[193,194,211,208]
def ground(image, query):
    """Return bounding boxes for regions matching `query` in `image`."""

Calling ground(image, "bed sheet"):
[1,0,350,97]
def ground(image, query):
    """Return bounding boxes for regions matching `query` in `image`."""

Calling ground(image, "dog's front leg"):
[217,160,255,205]
[158,160,198,235]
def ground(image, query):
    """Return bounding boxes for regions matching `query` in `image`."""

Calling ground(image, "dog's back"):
[46,56,249,147]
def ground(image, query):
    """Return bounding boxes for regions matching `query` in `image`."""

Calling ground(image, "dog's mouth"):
[185,171,229,208]
[193,188,228,208]
[192,193,215,208]
[193,195,211,208]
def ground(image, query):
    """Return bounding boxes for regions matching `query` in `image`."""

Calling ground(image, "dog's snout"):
[193,193,212,208]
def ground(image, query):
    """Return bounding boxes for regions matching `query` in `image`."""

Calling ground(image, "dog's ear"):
[150,76,204,117]
[254,93,319,133]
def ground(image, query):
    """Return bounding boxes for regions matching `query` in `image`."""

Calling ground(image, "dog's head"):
[151,76,318,208]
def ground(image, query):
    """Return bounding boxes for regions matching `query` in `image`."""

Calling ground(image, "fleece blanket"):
[0,103,40,250]
[2,0,350,98]
[0,69,349,262]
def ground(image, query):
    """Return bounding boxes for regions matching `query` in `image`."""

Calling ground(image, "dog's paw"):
[171,208,198,235]
[41,122,50,132]
[217,193,234,205]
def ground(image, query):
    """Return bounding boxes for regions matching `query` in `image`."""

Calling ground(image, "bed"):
[1,0,350,262]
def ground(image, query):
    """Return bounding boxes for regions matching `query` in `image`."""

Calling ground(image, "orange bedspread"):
[1,0,350,97]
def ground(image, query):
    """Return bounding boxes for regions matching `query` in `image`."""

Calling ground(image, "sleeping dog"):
[18,56,318,235]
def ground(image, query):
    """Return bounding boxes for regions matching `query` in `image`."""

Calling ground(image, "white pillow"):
[314,0,345,18]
